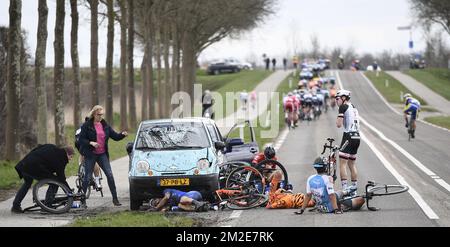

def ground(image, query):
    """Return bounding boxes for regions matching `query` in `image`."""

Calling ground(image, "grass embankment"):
[70,211,195,227]
[424,116,450,130]
[365,71,427,105]
[197,69,273,117]
[0,113,135,190]
[404,68,450,101]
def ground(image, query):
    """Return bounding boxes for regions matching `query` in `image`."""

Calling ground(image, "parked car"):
[224,58,253,70]
[127,118,226,210]
[207,62,240,75]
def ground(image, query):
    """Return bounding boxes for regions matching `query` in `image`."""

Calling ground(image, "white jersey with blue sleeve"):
[306,174,335,213]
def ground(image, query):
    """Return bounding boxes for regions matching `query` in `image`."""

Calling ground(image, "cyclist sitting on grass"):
[403,93,421,139]
[294,157,365,215]
[148,189,209,212]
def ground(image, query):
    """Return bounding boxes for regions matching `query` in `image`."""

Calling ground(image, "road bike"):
[76,160,104,199]
[340,181,409,211]
[320,137,347,183]
[254,159,290,191]
[406,115,415,141]
[214,165,268,210]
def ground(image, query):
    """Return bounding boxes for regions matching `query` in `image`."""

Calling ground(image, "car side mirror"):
[126,142,134,154]
[215,141,226,151]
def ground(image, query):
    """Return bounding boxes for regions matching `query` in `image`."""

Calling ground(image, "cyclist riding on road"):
[403,93,421,139]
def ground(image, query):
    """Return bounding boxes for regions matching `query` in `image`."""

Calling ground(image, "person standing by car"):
[335,90,360,194]
[12,145,75,213]
[201,89,214,118]
[272,58,277,71]
[78,105,128,206]
[265,57,271,71]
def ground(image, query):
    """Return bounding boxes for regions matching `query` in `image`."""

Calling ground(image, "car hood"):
[131,148,217,173]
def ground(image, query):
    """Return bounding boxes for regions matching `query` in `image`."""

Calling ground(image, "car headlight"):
[197,159,210,171]
[136,161,150,174]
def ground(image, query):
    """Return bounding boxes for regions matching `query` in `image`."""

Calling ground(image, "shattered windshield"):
[136,122,210,150]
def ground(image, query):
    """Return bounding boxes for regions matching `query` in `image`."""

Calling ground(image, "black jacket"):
[78,118,126,159]
[15,144,70,188]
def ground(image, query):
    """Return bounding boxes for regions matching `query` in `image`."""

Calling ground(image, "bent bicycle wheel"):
[32,179,73,214]
[219,161,251,188]
[254,159,289,190]
[225,165,266,193]
[367,184,409,196]
[226,193,268,210]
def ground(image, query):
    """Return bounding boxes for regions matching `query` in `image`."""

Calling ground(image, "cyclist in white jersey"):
[336,90,360,193]
[294,157,365,215]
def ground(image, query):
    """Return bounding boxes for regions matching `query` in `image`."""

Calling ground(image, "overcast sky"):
[0,0,434,67]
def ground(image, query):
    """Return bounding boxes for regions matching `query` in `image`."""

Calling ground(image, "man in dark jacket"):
[12,144,75,213]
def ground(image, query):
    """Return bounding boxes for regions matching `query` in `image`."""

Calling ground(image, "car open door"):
[223,120,259,163]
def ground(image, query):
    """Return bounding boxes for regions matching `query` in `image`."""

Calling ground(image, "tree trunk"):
[105,0,114,125]
[90,0,99,106]
[171,23,179,93]
[181,34,196,111]
[155,25,163,118]
[70,0,81,127]
[163,25,171,117]
[118,0,127,130]
[5,0,22,160]
[54,0,66,146]
[0,28,8,158]
[35,0,48,144]
[127,0,137,128]
[146,28,154,119]
[140,52,148,121]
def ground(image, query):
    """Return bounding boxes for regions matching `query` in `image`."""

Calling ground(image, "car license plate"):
[159,178,190,186]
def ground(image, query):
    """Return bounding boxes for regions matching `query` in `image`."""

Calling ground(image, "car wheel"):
[233,68,239,73]
[243,66,249,70]
[130,188,142,211]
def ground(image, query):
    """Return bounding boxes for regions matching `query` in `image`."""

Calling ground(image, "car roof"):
[139,117,217,125]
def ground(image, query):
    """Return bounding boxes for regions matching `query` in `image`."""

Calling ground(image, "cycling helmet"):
[403,93,412,99]
[312,157,327,169]
[336,89,351,99]
[264,146,276,159]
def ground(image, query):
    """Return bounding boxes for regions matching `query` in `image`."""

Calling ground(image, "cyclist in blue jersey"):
[403,93,421,139]
[294,157,365,215]
[148,188,209,212]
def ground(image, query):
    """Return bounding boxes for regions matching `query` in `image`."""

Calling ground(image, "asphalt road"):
[221,70,450,227]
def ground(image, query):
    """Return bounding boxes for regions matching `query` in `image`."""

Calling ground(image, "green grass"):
[70,211,195,227]
[197,69,273,117]
[404,68,450,101]
[365,71,427,105]
[0,113,136,190]
[424,116,450,130]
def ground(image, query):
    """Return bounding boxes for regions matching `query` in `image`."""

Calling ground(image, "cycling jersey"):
[338,103,360,133]
[163,189,202,207]
[338,103,360,159]
[251,153,278,166]
[306,174,335,213]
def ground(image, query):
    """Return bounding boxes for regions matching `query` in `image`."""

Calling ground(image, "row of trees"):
[1,0,276,160]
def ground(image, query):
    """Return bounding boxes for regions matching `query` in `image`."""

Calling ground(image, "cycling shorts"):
[339,132,360,160]
[285,102,295,112]
[404,104,419,120]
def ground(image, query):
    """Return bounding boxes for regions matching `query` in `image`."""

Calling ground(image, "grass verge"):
[424,116,450,130]
[365,71,427,105]
[404,68,450,101]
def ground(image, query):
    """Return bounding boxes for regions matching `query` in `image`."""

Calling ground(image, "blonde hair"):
[88,105,104,119]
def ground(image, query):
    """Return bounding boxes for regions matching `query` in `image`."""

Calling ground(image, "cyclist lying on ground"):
[294,157,365,215]
[148,189,209,212]
[266,170,315,209]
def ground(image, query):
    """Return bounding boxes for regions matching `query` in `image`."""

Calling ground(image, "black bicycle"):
[341,181,409,211]
[254,159,289,190]
[76,160,104,199]
[320,138,347,183]
[406,115,415,141]
[23,179,86,214]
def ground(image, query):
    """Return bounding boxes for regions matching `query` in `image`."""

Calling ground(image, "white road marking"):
[229,210,243,219]
[360,132,439,219]
[274,128,289,151]
[335,70,442,219]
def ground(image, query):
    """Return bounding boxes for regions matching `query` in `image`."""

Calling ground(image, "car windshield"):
[136,122,210,150]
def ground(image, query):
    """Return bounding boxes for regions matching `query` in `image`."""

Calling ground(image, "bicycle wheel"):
[219,161,251,188]
[225,166,266,193]
[32,179,73,214]
[367,184,409,196]
[254,159,289,190]
[77,164,91,199]
[226,193,268,210]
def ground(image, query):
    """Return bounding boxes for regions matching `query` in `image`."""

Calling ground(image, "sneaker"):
[113,199,122,206]
[11,206,23,214]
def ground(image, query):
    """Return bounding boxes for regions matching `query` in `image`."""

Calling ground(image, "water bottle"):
[171,206,180,211]
[71,202,80,208]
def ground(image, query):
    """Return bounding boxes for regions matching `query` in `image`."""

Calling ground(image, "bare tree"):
[35,0,48,143]
[89,0,99,106]
[105,0,114,125]
[70,0,81,127]
[128,0,137,128]
[0,27,7,157]
[118,0,127,130]
[410,0,450,36]
[5,0,22,160]
[54,0,66,146]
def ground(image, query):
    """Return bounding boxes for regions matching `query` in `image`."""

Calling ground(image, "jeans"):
[13,172,58,208]
[83,153,118,200]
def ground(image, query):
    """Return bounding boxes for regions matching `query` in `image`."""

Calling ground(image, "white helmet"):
[336,89,351,99]
[403,93,412,99]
